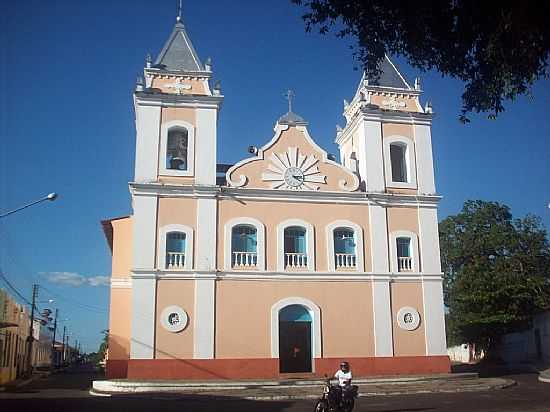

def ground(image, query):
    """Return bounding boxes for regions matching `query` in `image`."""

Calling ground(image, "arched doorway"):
[279,304,312,373]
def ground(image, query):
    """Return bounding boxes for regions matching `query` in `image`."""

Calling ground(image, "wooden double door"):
[279,321,312,373]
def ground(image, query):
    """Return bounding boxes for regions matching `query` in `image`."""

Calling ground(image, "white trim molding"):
[277,218,315,271]
[389,230,420,273]
[270,297,322,359]
[383,135,417,189]
[223,217,266,271]
[158,119,196,177]
[325,220,365,272]
[157,224,194,271]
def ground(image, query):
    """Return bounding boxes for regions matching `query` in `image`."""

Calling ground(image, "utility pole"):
[26,284,38,376]
[51,308,58,368]
[61,325,66,365]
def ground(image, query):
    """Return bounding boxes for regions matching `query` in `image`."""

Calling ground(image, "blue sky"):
[1,1,549,353]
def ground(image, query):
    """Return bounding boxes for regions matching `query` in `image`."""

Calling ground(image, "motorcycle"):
[314,376,358,412]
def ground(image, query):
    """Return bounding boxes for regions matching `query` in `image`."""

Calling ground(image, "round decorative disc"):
[397,306,421,331]
[160,305,189,333]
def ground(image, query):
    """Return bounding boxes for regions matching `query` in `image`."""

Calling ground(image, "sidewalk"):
[0,370,50,392]
[91,373,516,399]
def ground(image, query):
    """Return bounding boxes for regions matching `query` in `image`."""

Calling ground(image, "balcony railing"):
[398,256,413,272]
[232,251,258,268]
[335,253,357,269]
[166,252,185,269]
[285,252,308,269]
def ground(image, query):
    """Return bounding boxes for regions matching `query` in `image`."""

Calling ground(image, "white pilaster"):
[193,197,217,358]
[372,280,394,356]
[130,195,158,359]
[132,196,158,270]
[422,279,447,355]
[369,204,393,356]
[134,104,161,183]
[130,277,157,359]
[361,120,385,192]
[418,206,447,355]
[194,278,215,358]
[195,108,217,185]
[414,124,436,195]
[196,197,217,271]
[418,207,441,274]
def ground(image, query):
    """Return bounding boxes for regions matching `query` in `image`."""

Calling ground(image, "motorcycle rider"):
[334,361,352,405]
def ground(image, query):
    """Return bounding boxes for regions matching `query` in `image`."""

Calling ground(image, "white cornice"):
[128,182,441,206]
[144,68,212,79]
[134,93,223,109]
[335,109,433,145]
[130,269,443,282]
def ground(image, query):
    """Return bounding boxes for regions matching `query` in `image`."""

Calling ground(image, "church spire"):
[154,5,205,72]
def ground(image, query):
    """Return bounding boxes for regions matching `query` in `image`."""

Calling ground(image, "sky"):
[1,1,549,353]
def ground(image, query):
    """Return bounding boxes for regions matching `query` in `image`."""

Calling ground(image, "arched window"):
[166,232,186,269]
[396,237,412,272]
[166,128,189,170]
[284,226,307,268]
[333,228,356,269]
[231,225,258,268]
[390,143,408,183]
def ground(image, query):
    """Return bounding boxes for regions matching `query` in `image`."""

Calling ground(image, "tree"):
[291,1,550,122]
[439,200,550,355]
[96,329,109,365]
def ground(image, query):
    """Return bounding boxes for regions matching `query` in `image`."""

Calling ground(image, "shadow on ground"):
[451,361,536,378]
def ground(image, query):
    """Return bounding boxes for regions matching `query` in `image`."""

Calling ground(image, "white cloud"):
[40,272,109,287]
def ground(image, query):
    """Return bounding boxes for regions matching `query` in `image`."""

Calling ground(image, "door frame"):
[271,297,321,371]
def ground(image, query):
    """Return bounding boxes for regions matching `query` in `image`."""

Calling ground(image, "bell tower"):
[129,12,223,360]
[133,13,223,186]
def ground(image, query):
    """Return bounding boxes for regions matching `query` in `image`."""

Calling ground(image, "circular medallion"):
[283,167,305,187]
[160,305,189,333]
[397,306,421,331]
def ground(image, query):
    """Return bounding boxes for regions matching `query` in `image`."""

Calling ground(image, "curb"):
[90,378,515,400]
[93,372,479,393]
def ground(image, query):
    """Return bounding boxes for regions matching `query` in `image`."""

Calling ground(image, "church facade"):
[102,15,450,380]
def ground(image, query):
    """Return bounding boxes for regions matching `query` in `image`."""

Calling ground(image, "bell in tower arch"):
[166,128,189,170]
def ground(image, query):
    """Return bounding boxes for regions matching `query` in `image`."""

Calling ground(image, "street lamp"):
[0,193,58,218]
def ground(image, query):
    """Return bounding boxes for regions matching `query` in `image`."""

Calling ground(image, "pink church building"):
[102,14,449,380]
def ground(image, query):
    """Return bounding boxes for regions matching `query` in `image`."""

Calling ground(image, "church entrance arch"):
[278,304,312,373]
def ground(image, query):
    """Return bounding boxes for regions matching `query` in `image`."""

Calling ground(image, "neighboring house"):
[495,311,550,364]
[0,289,31,384]
[102,12,448,380]
[0,290,53,384]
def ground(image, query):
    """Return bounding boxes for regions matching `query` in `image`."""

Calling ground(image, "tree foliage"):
[440,200,550,353]
[291,1,550,122]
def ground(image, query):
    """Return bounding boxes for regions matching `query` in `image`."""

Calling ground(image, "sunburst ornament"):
[261,147,326,190]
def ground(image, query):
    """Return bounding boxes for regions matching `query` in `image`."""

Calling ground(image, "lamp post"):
[0,193,58,218]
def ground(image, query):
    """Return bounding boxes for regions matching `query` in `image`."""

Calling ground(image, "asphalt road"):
[1,364,549,412]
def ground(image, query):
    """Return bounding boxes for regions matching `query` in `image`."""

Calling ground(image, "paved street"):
[1,364,550,412]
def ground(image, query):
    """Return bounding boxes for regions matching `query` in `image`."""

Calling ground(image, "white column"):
[134,104,161,183]
[194,197,217,358]
[360,120,385,192]
[194,279,215,358]
[418,207,447,355]
[369,204,393,356]
[130,195,158,359]
[414,124,436,195]
[195,108,217,185]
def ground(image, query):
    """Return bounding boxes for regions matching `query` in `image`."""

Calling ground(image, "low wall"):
[116,356,451,380]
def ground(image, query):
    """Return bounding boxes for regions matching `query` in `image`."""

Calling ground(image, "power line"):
[0,269,32,306]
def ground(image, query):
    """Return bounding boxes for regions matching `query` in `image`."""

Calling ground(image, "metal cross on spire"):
[284,89,295,113]
[176,0,183,22]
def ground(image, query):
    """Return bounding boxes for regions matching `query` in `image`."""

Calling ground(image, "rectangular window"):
[390,144,407,183]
